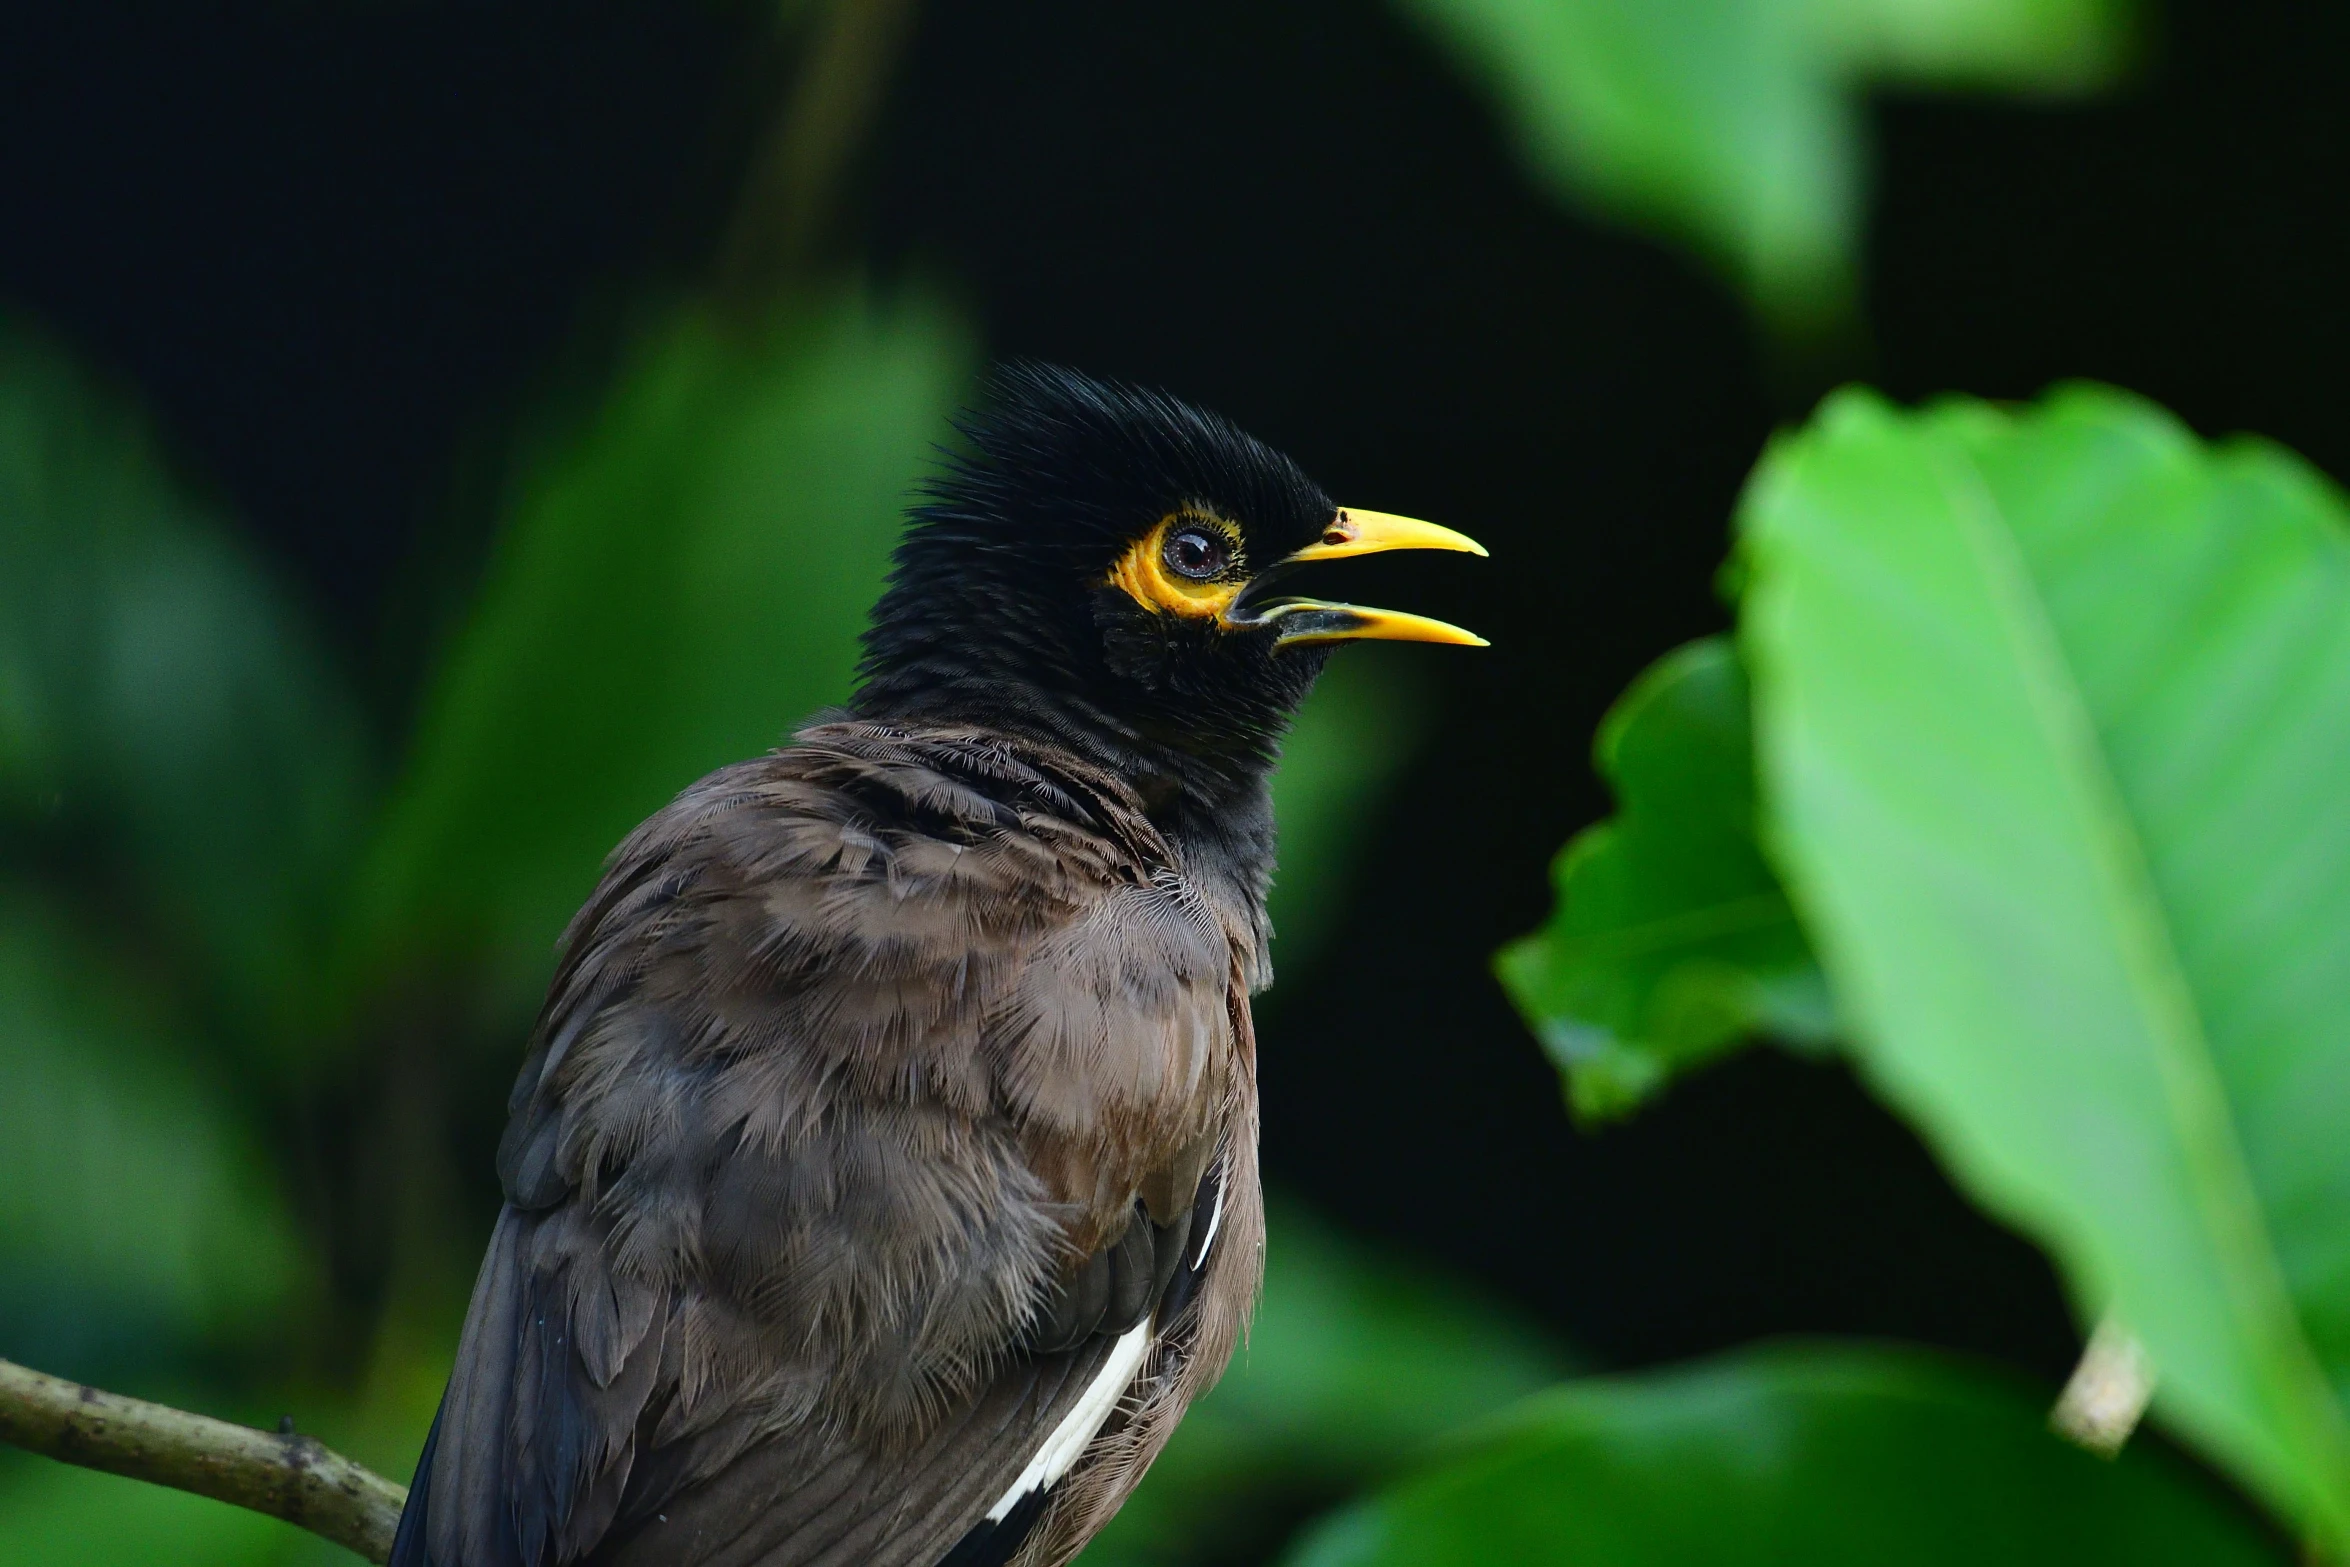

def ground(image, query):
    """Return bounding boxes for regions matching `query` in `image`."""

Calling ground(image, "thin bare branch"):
[0,1357,407,1563]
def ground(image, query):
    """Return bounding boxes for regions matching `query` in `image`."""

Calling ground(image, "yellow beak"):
[1282,508,1490,564]
[1231,507,1490,648]
[1253,602,1490,648]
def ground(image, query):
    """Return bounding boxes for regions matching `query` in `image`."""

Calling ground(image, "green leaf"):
[1392,0,2132,330]
[1496,635,1827,1121]
[0,888,303,1356]
[345,287,977,1026]
[1082,1195,1568,1567]
[1285,1343,2283,1567]
[0,315,372,1050]
[1739,385,2350,1543]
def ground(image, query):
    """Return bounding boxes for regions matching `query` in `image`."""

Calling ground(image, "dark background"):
[6,0,2330,1387]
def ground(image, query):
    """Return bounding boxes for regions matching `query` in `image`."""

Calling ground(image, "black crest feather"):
[853,365,1334,781]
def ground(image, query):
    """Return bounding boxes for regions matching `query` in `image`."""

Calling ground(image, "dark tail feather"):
[386,1403,447,1567]
[934,1484,1052,1567]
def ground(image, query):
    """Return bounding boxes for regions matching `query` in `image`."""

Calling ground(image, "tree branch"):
[0,1357,407,1563]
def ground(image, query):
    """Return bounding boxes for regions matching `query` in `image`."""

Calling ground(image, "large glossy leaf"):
[0,315,371,1050]
[1496,635,1826,1120]
[344,288,977,1027]
[1082,1195,1567,1567]
[1393,0,2130,328]
[1285,1343,2282,1567]
[1738,385,2350,1543]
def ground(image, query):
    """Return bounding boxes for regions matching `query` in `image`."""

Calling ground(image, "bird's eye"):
[1163,527,1229,580]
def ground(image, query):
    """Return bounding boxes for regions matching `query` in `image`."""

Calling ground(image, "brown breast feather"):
[394,720,1264,1567]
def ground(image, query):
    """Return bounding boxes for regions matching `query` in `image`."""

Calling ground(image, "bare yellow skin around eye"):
[1105,513,1246,620]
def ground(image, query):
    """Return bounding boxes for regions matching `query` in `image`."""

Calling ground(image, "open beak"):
[1228,507,1491,648]
[1283,508,1489,565]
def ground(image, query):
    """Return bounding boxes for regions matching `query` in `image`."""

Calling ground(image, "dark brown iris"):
[1163,526,1229,579]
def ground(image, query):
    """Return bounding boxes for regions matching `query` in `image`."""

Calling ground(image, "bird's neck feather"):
[851,665,1285,957]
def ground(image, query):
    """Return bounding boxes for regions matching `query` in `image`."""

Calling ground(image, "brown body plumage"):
[390,367,1482,1567]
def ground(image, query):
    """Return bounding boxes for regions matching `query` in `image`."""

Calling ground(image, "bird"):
[387,364,1487,1567]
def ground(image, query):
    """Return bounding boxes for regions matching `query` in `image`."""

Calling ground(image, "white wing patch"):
[981,1171,1227,1527]
[1192,1179,1226,1270]
[985,1321,1154,1522]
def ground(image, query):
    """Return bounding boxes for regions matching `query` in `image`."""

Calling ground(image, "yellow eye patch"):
[1105,511,1246,620]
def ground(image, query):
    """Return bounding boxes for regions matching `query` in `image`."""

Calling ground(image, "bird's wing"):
[390,725,1257,1567]
[603,1130,1255,1567]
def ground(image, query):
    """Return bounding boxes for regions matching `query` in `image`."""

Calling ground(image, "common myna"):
[388,366,1487,1567]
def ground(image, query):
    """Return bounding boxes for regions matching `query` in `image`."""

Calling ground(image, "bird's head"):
[855,365,1486,782]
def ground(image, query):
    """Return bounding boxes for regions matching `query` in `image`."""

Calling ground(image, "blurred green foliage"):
[0,890,302,1354]
[0,317,372,1057]
[1,1456,309,1567]
[1395,0,2133,331]
[0,319,327,1375]
[1288,1343,2279,1566]
[1502,384,2350,1554]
